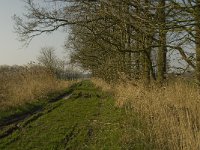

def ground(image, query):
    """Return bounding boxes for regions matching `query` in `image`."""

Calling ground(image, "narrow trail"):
[0,81,150,150]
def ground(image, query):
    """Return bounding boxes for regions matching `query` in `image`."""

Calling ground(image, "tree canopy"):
[14,0,200,83]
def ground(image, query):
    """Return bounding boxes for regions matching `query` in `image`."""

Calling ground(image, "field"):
[0,65,72,128]
[0,65,69,109]
[0,70,200,149]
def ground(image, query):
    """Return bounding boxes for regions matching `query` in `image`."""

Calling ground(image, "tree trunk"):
[195,0,200,84]
[157,0,167,82]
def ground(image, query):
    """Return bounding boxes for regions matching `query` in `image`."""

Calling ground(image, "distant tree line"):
[37,46,88,80]
[13,0,200,83]
[0,63,85,81]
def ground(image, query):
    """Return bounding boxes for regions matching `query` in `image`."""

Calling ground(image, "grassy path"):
[0,80,151,150]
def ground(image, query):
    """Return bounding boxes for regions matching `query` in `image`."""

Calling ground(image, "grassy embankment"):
[0,80,151,150]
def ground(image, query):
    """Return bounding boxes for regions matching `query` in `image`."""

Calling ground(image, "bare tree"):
[37,47,59,73]
[15,0,200,83]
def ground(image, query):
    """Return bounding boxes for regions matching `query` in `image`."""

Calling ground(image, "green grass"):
[0,80,152,149]
[0,85,75,125]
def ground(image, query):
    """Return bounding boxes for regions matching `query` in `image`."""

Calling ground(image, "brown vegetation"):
[92,78,200,150]
[0,65,69,109]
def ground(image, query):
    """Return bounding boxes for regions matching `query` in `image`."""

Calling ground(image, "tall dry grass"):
[0,65,69,109]
[92,78,200,150]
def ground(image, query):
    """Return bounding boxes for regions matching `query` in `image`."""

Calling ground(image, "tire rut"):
[0,93,72,140]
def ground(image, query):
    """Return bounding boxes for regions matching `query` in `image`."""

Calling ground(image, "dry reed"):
[92,78,200,150]
[0,65,69,109]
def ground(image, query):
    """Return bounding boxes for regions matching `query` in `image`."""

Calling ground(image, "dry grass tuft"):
[92,78,200,150]
[91,78,113,92]
[0,65,70,109]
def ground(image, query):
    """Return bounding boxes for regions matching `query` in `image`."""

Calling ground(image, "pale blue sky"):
[0,0,68,65]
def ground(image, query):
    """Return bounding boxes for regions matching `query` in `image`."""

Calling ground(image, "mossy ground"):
[0,80,151,150]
